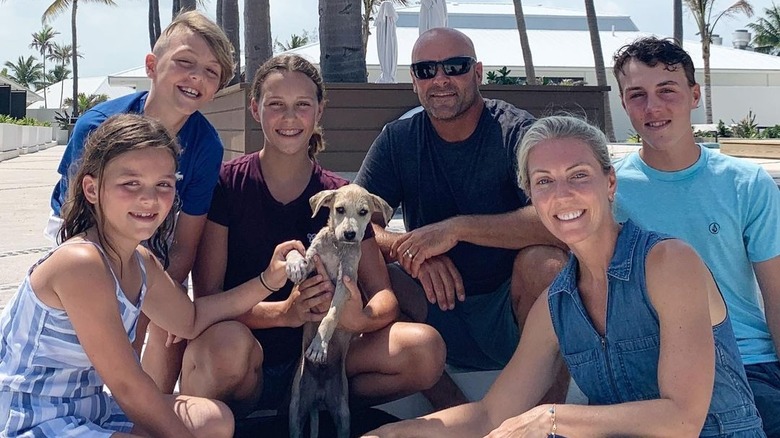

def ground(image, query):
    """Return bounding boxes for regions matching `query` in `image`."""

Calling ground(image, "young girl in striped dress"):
[0,114,304,437]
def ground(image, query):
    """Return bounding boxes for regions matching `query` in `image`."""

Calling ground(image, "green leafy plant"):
[716,120,733,138]
[17,117,39,126]
[732,110,759,138]
[486,67,523,85]
[53,109,71,130]
[0,114,16,124]
[760,124,780,138]
[626,131,642,143]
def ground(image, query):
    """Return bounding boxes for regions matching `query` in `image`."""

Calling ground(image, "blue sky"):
[0,0,776,79]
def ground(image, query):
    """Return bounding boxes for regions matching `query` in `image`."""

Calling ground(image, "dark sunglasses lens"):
[412,62,437,80]
[442,57,472,76]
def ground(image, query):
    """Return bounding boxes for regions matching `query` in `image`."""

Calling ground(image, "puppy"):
[286,184,393,438]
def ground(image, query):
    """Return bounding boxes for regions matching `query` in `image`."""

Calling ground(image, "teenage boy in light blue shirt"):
[611,36,780,436]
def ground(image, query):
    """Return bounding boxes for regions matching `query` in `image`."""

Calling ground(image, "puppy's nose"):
[344,231,356,241]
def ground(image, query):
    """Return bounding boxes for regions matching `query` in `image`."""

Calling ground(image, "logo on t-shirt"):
[307,233,317,244]
[175,172,183,181]
[709,222,720,234]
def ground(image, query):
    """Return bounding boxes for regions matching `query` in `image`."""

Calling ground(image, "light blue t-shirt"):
[614,145,780,365]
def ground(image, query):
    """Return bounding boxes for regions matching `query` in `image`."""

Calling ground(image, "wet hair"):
[154,10,235,89]
[516,115,611,193]
[60,114,181,268]
[250,54,326,159]
[613,36,696,92]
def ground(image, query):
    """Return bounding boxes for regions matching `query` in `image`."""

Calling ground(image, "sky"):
[0,0,777,80]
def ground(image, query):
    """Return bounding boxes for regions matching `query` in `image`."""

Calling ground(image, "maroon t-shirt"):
[207,153,373,366]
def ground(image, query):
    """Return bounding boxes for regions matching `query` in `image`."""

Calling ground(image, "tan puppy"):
[286,184,393,438]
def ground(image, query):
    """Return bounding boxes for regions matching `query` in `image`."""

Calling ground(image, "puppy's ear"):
[368,193,394,225]
[310,190,337,217]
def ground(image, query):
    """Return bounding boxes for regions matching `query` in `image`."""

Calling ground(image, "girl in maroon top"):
[180,54,446,415]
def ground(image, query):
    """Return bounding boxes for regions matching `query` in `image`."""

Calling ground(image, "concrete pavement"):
[0,145,62,310]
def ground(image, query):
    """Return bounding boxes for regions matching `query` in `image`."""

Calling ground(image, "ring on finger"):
[404,249,414,258]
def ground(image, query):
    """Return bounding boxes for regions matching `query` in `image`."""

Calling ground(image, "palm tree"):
[361,0,409,57]
[220,0,241,85]
[684,0,753,123]
[30,25,59,108]
[47,64,71,84]
[275,33,312,53]
[584,0,615,141]
[42,0,118,118]
[4,56,44,90]
[48,42,77,109]
[511,0,537,85]
[747,3,780,55]
[172,0,197,17]
[148,0,161,49]
[244,0,272,81]
[64,92,109,114]
[674,0,684,45]
[320,0,367,82]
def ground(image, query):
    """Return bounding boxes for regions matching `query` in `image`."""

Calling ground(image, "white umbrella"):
[418,0,448,35]
[375,1,398,83]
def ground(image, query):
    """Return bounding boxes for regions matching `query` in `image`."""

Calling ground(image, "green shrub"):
[732,110,759,138]
[760,124,780,139]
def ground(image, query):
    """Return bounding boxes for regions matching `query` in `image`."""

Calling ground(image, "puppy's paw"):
[286,251,309,284]
[305,335,329,364]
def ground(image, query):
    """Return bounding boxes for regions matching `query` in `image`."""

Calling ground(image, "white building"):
[287,1,780,141]
[28,76,135,110]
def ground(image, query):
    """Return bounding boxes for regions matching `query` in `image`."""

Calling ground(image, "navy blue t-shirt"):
[51,92,223,217]
[354,99,534,295]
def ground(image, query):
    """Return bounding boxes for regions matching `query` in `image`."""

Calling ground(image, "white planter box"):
[0,123,22,152]
[55,129,69,144]
[20,126,35,148]
[36,126,47,145]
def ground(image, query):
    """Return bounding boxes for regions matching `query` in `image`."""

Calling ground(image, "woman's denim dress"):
[548,220,764,437]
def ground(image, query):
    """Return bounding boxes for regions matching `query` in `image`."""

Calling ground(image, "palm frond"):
[42,0,72,22]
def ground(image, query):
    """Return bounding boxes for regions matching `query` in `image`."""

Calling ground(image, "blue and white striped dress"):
[0,241,146,437]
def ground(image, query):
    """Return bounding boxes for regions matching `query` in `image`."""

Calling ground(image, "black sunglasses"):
[410,56,476,80]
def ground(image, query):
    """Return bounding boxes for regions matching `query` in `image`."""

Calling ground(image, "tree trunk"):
[41,55,48,109]
[71,0,79,117]
[584,0,615,141]
[673,0,683,46]
[512,0,537,85]
[703,40,713,123]
[59,59,66,109]
[319,0,367,82]
[149,0,161,50]
[180,0,197,12]
[216,0,223,27]
[244,0,272,81]
[221,0,241,85]
[361,0,371,58]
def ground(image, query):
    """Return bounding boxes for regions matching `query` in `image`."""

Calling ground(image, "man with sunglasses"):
[354,28,569,406]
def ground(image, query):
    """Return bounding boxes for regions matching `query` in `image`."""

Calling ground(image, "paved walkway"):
[0,145,61,310]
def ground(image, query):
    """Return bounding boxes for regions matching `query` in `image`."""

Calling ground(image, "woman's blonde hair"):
[516,115,612,193]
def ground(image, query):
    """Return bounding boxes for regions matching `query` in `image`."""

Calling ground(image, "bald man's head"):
[412,28,477,62]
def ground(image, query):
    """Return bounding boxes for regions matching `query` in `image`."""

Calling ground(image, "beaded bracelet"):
[259,271,281,292]
[549,404,557,437]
